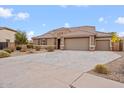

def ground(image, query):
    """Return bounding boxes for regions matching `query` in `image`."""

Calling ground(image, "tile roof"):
[32,26,112,39]
[96,31,112,37]
[0,27,17,32]
[63,30,96,37]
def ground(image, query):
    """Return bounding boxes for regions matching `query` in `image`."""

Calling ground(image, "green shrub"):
[94,64,110,74]
[35,45,41,51]
[46,46,54,52]
[4,49,12,53]
[0,51,10,58]
[27,44,33,49]
[16,46,22,50]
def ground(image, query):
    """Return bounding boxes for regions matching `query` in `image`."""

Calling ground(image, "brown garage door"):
[64,38,89,50]
[96,40,110,51]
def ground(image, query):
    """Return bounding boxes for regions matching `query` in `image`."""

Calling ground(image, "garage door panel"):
[64,38,89,50]
[96,40,110,51]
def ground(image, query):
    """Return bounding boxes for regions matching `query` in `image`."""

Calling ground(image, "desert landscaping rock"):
[0,51,122,87]
[89,52,124,84]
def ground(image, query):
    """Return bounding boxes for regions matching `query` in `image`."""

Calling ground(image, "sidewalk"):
[72,73,124,88]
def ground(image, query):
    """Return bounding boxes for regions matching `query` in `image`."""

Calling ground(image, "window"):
[6,39,10,42]
[41,39,47,45]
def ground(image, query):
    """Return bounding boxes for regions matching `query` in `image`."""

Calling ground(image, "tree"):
[111,32,120,43]
[15,31,28,45]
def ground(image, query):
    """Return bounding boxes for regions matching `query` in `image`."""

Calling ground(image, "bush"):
[8,45,15,52]
[0,51,10,58]
[20,45,27,52]
[16,46,22,50]
[46,46,54,52]
[9,47,15,52]
[94,64,110,74]
[4,49,12,53]
[27,44,33,49]
[35,45,41,51]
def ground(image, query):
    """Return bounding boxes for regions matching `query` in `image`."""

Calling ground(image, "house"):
[32,26,113,51]
[0,27,17,49]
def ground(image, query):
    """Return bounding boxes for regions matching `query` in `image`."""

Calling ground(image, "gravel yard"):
[89,52,124,84]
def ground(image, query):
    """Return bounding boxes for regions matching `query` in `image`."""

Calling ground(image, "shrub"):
[4,49,12,53]
[27,44,33,49]
[16,46,22,50]
[9,47,15,52]
[20,45,27,52]
[94,64,110,74]
[46,46,54,52]
[8,45,15,52]
[0,51,10,58]
[35,45,41,51]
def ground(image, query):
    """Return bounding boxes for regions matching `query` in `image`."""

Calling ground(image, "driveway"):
[0,51,121,88]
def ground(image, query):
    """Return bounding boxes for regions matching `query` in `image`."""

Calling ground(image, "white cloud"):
[0,7,13,18]
[0,7,30,21]
[15,12,30,20]
[60,5,67,8]
[118,32,124,37]
[98,17,108,24]
[42,24,46,27]
[98,17,104,22]
[27,31,34,40]
[76,5,88,7]
[64,22,70,27]
[115,17,124,25]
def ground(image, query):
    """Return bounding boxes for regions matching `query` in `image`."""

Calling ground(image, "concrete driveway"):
[0,51,121,88]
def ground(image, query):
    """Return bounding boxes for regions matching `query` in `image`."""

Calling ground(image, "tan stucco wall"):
[89,35,95,50]
[0,29,16,42]
[33,39,39,45]
[95,37,111,40]
[47,38,55,45]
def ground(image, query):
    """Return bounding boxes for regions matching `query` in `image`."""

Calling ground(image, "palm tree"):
[15,31,28,45]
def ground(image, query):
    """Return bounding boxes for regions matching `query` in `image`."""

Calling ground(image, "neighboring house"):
[32,26,112,51]
[0,27,17,49]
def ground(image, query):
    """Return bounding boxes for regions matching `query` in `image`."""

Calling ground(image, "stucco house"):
[32,26,113,51]
[0,27,17,49]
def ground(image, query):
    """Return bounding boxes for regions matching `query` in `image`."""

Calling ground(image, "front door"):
[57,39,61,49]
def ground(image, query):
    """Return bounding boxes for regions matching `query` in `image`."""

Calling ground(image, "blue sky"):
[0,5,124,39]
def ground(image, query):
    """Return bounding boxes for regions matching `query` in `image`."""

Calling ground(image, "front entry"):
[57,39,61,49]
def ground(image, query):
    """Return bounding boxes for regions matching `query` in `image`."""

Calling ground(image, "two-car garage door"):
[64,38,89,50]
[64,38,110,51]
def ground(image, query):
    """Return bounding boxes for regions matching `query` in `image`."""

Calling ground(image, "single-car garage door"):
[96,40,110,51]
[64,38,89,50]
